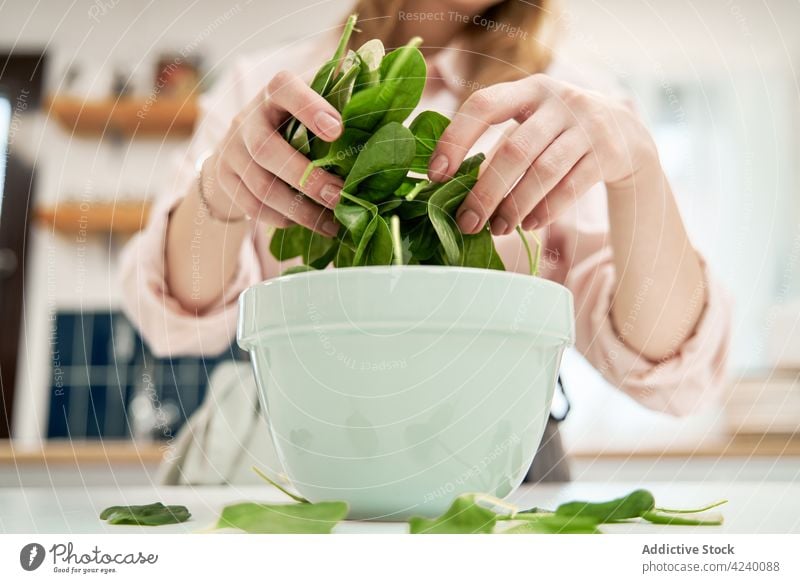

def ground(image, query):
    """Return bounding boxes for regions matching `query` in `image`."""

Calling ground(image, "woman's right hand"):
[201,70,344,237]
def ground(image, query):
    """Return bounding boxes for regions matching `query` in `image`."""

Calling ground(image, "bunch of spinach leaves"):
[271,14,539,275]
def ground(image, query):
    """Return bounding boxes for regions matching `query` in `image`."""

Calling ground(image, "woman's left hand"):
[427,74,659,235]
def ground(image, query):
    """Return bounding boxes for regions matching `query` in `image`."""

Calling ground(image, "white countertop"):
[1,481,798,534]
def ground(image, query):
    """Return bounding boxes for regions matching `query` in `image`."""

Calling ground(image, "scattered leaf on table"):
[99,503,191,526]
[555,489,656,523]
[215,501,348,534]
[409,494,497,534]
[501,515,601,534]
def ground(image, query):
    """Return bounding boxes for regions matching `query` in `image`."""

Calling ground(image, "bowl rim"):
[238,266,576,349]
[252,265,571,293]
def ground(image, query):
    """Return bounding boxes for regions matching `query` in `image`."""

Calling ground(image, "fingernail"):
[322,220,339,237]
[320,183,341,206]
[457,208,481,233]
[492,217,509,236]
[314,111,341,139]
[429,154,449,179]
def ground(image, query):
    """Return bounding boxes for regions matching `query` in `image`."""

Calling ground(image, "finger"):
[267,70,343,141]
[428,77,549,181]
[488,127,589,235]
[237,158,339,237]
[522,153,601,229]
[215,167,292,227]
[459,103,566,235]
[242,122,343,208]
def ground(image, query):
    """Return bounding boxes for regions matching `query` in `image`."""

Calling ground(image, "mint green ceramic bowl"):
[238,266,574,520]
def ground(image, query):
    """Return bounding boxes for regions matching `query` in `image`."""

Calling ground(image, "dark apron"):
[524,375,571,483]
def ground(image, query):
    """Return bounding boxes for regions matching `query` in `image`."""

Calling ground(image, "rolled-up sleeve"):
[118,60,263,357]
[118,198,262,357]
[561,224,733,417]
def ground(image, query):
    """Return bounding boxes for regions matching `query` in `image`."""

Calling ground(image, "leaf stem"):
[382,36,423,83]
[641,511,724,526]
[251,466,310,504]
[530,229,542,276]
[655,499,728,514]
[299,161,317,187]
[515,226,543,277]
[340,191,378,214]
[516,226,534,276]
[332,14,358,74]
[404,180,429,201]
[473,493,519,517]
[390,215,403,266]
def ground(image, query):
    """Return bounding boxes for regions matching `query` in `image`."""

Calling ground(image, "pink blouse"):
[119,32,733,417]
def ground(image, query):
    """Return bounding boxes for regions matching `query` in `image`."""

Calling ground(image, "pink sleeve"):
[118,61,264,357]
[543,195,734,417]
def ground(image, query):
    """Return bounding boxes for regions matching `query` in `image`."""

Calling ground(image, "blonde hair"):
[350,0,558,96]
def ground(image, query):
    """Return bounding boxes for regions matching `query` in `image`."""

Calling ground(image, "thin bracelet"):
[196,155,248,223]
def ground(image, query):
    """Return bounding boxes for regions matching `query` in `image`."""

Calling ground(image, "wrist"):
[197,154,249,223]
[606,142,662,200]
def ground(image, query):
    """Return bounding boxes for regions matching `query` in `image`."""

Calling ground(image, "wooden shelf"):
[4,433,797,468]
[0,439,165,465]
[570,433,800,459]
[46,95,197,138]
[724,371,800,434]
[35,200,152,235]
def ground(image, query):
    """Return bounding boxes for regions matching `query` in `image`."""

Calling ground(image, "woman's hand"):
[427,74,659,235]
[203,70,344,236]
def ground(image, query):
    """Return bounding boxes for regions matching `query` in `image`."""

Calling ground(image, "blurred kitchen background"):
[1,0,798,485]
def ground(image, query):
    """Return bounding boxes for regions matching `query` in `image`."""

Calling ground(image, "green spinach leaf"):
[353,214,392,266]
[426,154,485,265]
[409,494,497,534]
[326,50,361,112]
[304,126,371,180]
[334,241,355,267]
[555,489,656,523]
[461,226,505,270]
[501,515,601,534]
[281,265,317,276]
[269,225,335,267]
[269,225,309,261]
[354,39,384,90]
[284,14,358,149]
[99,503,190,526]
[342,38,426,133]
[335,202,371,242]
[405,218,439,261]
[215,501,348,534]
[409,110,450,173]
[366,215,394,265]
[343,122,416,202]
